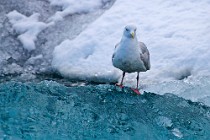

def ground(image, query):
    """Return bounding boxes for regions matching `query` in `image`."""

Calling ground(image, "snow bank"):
[7,10,51,51]
[52,0,210,83]
[52,39,120,83]
[48,0,110,22]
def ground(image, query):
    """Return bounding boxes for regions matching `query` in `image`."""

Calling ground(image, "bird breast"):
[112,42,146,72]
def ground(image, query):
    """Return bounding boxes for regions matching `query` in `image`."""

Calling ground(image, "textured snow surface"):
[48,0,112,21]
[52,0,210,83]
[7,10,50,51]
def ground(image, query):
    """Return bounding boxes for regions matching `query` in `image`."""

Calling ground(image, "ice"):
[7,10,50,51]
[172,128,183,138]
[0,0,114,81]
[155,116,184,138]
[48,0,113,22]
[25,54,43,65]
[155,116,173,128]
[144,76,210,106]
[0,81,210,139]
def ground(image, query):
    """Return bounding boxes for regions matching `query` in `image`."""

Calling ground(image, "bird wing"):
[112,42,120,60]
[139,42,151,70]
[115,42,120,49]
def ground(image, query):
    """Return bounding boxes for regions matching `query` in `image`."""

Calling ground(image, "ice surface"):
[0,0,115,80]
[7,10,50,51]
[143,76,210,106]
[48,0,113,22]
[0,81,210,139]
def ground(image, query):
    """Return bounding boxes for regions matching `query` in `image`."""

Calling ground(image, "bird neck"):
[121,36,138,45]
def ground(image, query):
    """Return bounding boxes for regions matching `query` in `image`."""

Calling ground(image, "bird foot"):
[115,83,124,88]
[131,88,141,95]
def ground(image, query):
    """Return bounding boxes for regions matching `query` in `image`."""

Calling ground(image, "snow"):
[52,0,210,81]
[52,0,210,103]
[7,10,51,51]
[48,0,109,22]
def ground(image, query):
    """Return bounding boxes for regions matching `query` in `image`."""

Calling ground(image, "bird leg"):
[116,71,125,88]
[136,72,139,89]
[131,72,141,94]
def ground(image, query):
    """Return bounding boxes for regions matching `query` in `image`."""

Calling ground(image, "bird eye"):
[134,29,136,32]
[125,28,129,31]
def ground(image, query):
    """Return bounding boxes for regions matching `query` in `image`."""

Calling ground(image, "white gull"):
[112,25,151,94]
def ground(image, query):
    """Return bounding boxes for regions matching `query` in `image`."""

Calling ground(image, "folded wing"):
[112,42,120,60]
[139,42,151,70]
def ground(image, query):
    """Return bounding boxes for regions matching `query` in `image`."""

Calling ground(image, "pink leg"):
[131,72,141,94]
[131,88,141,95]
[116,71,125,88]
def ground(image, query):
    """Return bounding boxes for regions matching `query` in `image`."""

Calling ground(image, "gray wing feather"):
[115,42,120,49]
[139,42,151,70]
[112,42,120,61]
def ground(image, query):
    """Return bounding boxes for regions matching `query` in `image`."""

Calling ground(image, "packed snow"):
[52,0,210,81]
[7,10,51,51]
[48,0,112,22]
[52,0,210,103]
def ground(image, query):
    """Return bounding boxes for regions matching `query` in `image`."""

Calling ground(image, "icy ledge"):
[142,76,210,107]
[0,81,210,139]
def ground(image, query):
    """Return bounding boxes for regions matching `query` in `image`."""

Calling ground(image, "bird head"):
[123,25,137,39]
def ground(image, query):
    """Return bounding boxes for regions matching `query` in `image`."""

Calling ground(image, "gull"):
[112,25,151,94]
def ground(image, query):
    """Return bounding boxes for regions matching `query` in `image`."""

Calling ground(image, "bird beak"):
[131,32,135,39]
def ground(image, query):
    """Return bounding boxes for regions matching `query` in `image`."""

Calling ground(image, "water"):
[0,81,210,139]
